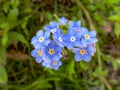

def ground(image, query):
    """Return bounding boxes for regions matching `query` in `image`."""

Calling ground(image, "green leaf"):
[100,83,105,90]
[109,14,120,22]
[8,32,29,46]
[0,48,6,65]
[105,0,120,5]
[10,0,20,8]
[114,23,120,37]
[79,61,88,71]
[2,32,8,46]
[8,8,19,23]
[3,2,10,13]
[112,60,118,71]
[21,78,59,90]
[0,63,7,84]
[66,59,75,79]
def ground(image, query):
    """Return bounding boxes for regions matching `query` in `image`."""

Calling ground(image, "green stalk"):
[54,0,57,14]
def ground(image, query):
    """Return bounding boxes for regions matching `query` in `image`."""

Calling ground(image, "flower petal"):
[36,56,42,63]
[69,21,74,28]
[31,50,37,57]
[44,26,51,32]
[43,39,50,45]
[50,22,58,28]
[76,20,81,27]
[36,30,44,36]
[83,54,91,62]
[75,54,82,61]
[44,31,50,39]
[90,30,97,37]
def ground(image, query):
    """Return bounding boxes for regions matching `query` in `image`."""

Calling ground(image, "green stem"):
[54,0,57,14]
[28,47,36,80]
[75,0,95,30]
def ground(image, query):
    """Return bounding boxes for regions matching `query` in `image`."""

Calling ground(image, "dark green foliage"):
[0,0,120,90]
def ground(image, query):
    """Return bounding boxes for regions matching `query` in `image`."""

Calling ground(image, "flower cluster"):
[31,17,98,70]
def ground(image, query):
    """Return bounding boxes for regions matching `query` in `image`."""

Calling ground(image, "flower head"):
[42,60,62,70]
[31,30,50,49]
[81,27,98,45]
[31,48,44,63]
[53,29,64,47]
[43,40,62,61]
[44,22,59,34]
[63,28,85,49]
[50,60,62,70]
[72,45,95,62]
[59,17,68,25]
[69,20,81,30]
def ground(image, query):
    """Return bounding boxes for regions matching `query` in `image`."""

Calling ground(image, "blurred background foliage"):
[0,0,120,90]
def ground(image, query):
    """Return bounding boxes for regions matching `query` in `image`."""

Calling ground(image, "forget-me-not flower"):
[31,48,44,63]
[50,60,62,70]
[43,40,62,61]
[72,45,94,62]
[42,60,62,70]
[31,30,50,49]
[59,17,68,25]
[63,28,85,49]
[53,29,64,47]
[81,27,98,45]
[69,20,81,30]
[44,22,59,34]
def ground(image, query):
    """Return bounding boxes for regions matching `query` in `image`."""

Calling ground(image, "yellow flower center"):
[53,61,57,65]
[85,34,90,39]
[37,50,42,56]
[49,49,55,55]
[80,49,86,55]
[39,37,44,42]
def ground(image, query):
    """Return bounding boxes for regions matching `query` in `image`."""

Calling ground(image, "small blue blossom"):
[42,60,62,70]
[81,27,98,45]
[43,40,62,61]
[72,45,94,62]
[58,17,68,25]
[44,22,59,34]
[31,30,50,49]
[50,60,62,70]
[69,20,81,30]
[42,60,51,68]
[63,28,85,49]
[31,48,44,63]
[53,29,64,47]
[68,21,83,37]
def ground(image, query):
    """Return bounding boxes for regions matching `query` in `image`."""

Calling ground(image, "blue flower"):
[43,40,62,61]
[69,20,81,30]
[44,22,59,34]
[81,27,98,45]
[31,30,50,49]
[63,28,85,49]
[50,60,62,70]
[53,29,64,47]
[42,60,51,68]
[72,45,94,62]
[68,20,84,37]
[58,17,68,25]
[42,60,62,70]
[31,48,44,63]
